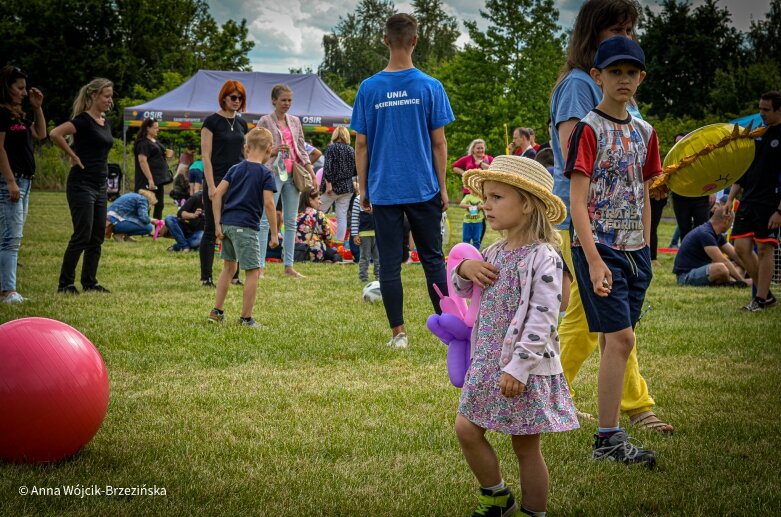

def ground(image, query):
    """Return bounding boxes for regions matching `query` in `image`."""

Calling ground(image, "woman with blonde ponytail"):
[50,78,115,295]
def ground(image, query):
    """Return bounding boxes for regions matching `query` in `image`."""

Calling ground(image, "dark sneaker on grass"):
[742,298,766,312]
[471,486,517,517]
[238,317,261,328]
[231,278,244,286]
[83,284,110,293]
[57,285,80,295]
[202,279,215,288]
[592,431,656,467]
[208,309,224,323]
[762,293,777,308]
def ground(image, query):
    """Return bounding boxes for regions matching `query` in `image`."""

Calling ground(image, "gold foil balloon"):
[651,123,766,197]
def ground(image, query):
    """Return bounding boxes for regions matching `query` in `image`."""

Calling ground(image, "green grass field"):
[1,192,780,516]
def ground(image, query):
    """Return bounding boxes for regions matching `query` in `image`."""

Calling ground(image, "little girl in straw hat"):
[453,155,578,517]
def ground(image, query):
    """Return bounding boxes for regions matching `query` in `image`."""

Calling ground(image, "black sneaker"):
[742,298,764,312]
[83,284,110,293]
[592,431,656,467]
[762,293,777,308]
[207,309,224,323]
[471,486,517,517]
[202,279,215,288]
[231,278,244,286]
[57,285,79,295]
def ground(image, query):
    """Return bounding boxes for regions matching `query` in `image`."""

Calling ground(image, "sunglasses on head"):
[228,94,243,102]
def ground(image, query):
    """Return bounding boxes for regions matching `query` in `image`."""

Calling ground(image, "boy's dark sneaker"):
[57,285,80,295]
[762,293,777,308]
[231,278,244,286]
[742,298,763,311]
[83,284,110,293]
[207,309,224,323]
[202,279,215,288]
[592,431,656,467]
[471,486,517,517]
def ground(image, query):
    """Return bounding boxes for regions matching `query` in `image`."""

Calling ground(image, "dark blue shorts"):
[571,244,652,333]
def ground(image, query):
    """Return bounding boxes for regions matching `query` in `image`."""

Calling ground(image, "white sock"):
[483,480,505,492]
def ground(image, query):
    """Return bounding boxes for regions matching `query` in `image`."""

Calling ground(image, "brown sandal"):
[629,410,674,436]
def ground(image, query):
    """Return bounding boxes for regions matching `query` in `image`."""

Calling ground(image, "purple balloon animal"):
[426,243,483,387]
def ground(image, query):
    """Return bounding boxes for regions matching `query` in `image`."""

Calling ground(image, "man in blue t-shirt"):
[673,210,748,287]
[351,13,455,349]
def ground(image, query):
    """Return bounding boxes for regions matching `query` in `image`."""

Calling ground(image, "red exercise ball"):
[0,317,109,463]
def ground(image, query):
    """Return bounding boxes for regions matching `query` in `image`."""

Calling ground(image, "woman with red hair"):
[199,80,249,287]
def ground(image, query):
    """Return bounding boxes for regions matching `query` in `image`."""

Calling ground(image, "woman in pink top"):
[451,139,493,180]
[257,84,317,278]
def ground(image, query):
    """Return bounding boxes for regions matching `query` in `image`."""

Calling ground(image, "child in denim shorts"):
[208,128,278,328]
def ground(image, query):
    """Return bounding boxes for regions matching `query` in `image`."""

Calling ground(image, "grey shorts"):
[221,225,260,270]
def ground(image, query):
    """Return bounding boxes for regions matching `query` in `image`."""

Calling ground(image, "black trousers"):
[372,195,448,328]
[199,182,217,281]
[672,193,710,241]
[152,186,165,220]
[59,177,107,288]
[649,196,667,260]
[198,181,238,282]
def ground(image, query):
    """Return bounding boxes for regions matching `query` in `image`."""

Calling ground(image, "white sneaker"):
[2,292,25,304]
[387,332,408,348]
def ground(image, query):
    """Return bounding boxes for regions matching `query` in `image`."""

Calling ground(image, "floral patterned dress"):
[296,207,332,262]
[458,244,579,435]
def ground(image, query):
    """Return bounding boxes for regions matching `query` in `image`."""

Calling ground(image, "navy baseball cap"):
[594,36,646,70]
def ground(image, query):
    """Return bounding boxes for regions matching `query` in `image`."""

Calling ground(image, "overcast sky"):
[206,0,771,74]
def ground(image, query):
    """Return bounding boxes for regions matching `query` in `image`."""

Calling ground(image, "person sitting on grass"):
[296,188,343,263]
[208,127,278,329]
[165,192,205,252]
[106,189,158,242]
[673,209,749,287]
[169,168,190,206]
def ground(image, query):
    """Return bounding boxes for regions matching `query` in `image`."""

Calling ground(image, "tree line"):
[319,0,780,159]
[2,0,779,169]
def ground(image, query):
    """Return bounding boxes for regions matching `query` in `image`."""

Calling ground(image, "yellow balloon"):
[662,123,757,197]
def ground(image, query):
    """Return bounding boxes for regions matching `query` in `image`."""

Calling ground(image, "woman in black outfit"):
[199,79,249,287]
[50,78,115,294]
[134,118,171,220]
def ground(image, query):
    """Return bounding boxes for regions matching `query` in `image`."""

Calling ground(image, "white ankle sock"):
[483,480,505,492]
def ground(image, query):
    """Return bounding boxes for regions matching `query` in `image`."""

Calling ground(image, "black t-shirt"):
[134,138,169,190]
[177,193,205,235]
[0,107,35,177]
[70,112,113,181]
[737,124,781,208]
[202,113,248,182]
[673,221,727,275]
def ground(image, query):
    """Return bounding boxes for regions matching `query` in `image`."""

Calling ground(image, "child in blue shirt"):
[208,128,278,328]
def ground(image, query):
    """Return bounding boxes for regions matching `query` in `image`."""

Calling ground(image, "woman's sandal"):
[629,410,674,436]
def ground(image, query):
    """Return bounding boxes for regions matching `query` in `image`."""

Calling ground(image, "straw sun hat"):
[462,155,566,225]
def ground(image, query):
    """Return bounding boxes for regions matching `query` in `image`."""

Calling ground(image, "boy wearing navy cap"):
[565,36,663,466]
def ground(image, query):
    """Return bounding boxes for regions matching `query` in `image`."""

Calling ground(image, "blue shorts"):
[189,168,204,184]
[676,264,712,286]
[571,244,652,333]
